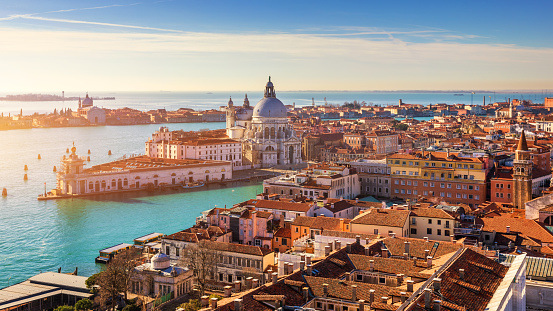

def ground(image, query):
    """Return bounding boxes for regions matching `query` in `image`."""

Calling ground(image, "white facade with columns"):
[224,78,302,168]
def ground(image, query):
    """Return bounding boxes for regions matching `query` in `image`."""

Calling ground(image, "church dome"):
[82,93,93,107]
[151,252,171,270]
[252,77,287,118]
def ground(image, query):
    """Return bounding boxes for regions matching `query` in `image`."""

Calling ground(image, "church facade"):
[224,78,302,168]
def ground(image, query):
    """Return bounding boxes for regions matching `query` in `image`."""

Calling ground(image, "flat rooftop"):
[134,232,164,242]
[85,155,230,174]
[99,243,133,254]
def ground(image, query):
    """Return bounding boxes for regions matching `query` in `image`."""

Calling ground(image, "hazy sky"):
[0,0,552,92]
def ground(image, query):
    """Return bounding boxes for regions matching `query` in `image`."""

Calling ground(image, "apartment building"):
[350,158,391,198]
[409,208,458,242]
[388,151,488,208]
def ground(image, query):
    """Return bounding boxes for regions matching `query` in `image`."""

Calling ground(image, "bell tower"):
[513,131,532,208]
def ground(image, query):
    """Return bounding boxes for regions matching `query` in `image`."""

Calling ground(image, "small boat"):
[454,94,464,96]
[95,243,133,264]
[182,182,205,189]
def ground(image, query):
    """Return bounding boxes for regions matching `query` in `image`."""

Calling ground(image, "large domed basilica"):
[225,78,301,168]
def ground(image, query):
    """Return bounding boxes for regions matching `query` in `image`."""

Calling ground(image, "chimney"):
[300,261,305,271]
[325,245,331,256]
[306,256,312,266]
[413,257,417,266]
[369,260,375,271]
[356,235,361,244]
[345,272,351,281]
[397,274,404,285]
[303,287,309,302]
[359,300,365,311]
[400,292,407,303]
[404,242,410,258]
[323,284,329,297]
[390,232,396,238]
[201,296,210,307]
[235,280,241,292]
[369,289,375,304]
[433,278,441,292]
[351,285,357,301]
[246,277,253,289]
[224,285,232,297]
[450,235,454,243]
[234,299,243,311]
[335,240,342,249]
[425,249,430,258]
[407,280,414,292]
[459,269,465,280]
[403,252,409,260]
[289,262,295,274]
[382,248,388,258]
[381,297,388,304]
[346,242,352,253]
[424,237,429,242]
[328,241,334,251]
[427,256,433,268]
[271,272,278,284]
[424,288,432,309]
[365,237,371,245]
[433,300,442,311]
[252,279,259,288]
[506,226,511,233]
[307,264,312,276]
[211,298,218,309]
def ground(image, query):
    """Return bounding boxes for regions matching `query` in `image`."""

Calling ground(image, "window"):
[412,218,416,224]
[374,229,379,234]
[410,228,417,235]
[166,246,170,255]
[447,183,451,188]
[437,220,441,225]
[424,182,428,187]
[316,302,322,309]
[428,219,432,224]
[356,274,363,281]
[175,248,180,257]
[445,230,450,236]
[437,229,441,235]
[379,277,386,284]
[427,228,432,235]
[445,221,450,228]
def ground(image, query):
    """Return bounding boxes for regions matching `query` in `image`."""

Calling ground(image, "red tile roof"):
[351,209,410,228]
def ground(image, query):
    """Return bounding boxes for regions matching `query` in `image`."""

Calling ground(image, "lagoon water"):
[0,90,548,288]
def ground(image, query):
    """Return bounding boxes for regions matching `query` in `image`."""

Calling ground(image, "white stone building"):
[224,78,302,168]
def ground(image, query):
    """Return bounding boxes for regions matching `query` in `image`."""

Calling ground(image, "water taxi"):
[95,243,133,264]
[182,182,204,189]
[133,232,165,249]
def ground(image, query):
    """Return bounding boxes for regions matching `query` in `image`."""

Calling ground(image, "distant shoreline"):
[0,94,115,101]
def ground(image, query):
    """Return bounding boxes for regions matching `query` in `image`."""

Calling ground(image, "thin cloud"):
[17,16,187,33]
[38,3,141,15]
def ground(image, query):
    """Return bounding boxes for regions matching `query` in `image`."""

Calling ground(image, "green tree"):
[75,298,93,311]
[122,304,141,311]
[178,299,201,311]
[54,306,74,311]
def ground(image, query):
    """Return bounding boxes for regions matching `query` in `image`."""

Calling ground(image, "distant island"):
[0,94,115,101]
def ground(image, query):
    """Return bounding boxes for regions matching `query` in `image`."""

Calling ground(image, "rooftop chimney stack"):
[307,264,312,276]
[433,278,441,292]
[335,240,342,249]
[323,284,329,297]
[224,286,232,297]
[404,242,410,258]
[506,226,511,233]
[400,292,407,303]
[382,248,388,258]
[325,245,331,256]
[381,297,388,304]
[369,290,375,304]
[369,260,375,271]
[424,289,432,309]
[433,300,442,311]
[346,242,352,253]
[356,235,361,244]
[359,300,365,311]
[427,256,433,268]
[211,298,218,309]
[407,280,414,292]
[459,269,465,280]
[235,280,241,292]
[234,299,243,311]
[300,261,305,271]
[303,287,309,302]
[351,285,357,301]
[425,249,430,258]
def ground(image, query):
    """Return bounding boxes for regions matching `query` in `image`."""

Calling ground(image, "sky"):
[0,0,552,92]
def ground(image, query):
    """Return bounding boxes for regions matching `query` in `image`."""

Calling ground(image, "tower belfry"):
[513,131,532,208]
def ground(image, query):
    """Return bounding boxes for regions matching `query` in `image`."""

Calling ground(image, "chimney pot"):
[235,280,241,292]
[369,289,375,303]
[211,298,218,309]
[400,292,407,303]
[397,274,404,284]
[433,300,442,311]
[427,256,433,268]
[325,245,331,256]
[433,278,441,292]
[403,252,409,260]
[346,242,352,253]
[424,288,432,309]
[424,237,429,242]
[323,283,329,297]
[335,240,342,249]
[356,235,361,244]
[459,269,465,280]
[351,285,357,301]
[407,280,414,292]
[404,242,410,257]
[307,264,312,276]
[369,260,375,271]
[234,299,243,311]
[224,285,232,297]
[450,235,454,243]
[382,248,388,258]
[300,261,305,271]
[506,226,511,233]
[303,287,309,302]
[358,300,365,311]
[201,296,210,307]
[381,297,388,304]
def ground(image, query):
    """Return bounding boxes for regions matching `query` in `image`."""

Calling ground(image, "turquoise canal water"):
[0,122,263,288]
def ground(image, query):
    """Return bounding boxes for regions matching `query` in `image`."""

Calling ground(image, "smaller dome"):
[151,253,171,270]
[82,93,93,107]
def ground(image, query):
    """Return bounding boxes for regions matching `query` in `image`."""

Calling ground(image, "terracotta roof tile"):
[351,209,410,228]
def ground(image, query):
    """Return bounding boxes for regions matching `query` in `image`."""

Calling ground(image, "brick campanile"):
[513,131,532,209]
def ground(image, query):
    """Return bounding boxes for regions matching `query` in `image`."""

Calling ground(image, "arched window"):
[111,179,116,187]
[135,176,141,179]
[264,127,269,139]
[221,168,226,172]
[270,127,275,138]
[171,173,176,176]
[188,171,194,175]
[205,170,210,173]
[89,182,93,190]
[153,174,159,178]
[123,178,128,186]
[101,180,106,188]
